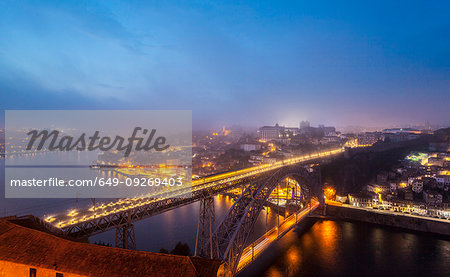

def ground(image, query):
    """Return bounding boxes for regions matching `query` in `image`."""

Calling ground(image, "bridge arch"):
[212,164,322,275]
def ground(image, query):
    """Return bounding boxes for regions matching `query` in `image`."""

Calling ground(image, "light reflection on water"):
[241,219,450,277]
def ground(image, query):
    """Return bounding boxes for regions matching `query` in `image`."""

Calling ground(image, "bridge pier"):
[195,196,217,258]
[115,223,136,250]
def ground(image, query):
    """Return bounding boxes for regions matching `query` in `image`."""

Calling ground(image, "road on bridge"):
[237,200,320,272]
[46,149,342,233]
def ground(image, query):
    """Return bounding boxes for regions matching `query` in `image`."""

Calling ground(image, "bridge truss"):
[62,174,259,240]
[35,161,327,277]
[196,164,322,275]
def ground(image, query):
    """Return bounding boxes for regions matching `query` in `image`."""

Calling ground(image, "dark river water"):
[1,155,449,276]
[240,219,450,277]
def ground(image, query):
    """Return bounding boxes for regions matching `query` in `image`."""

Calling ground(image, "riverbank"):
[325,204,450,237]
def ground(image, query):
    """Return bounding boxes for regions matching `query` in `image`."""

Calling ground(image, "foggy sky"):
[0,0,449,129]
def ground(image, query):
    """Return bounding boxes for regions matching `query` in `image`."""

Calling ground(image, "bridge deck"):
[237,201,319,272]
[44,149,342,237]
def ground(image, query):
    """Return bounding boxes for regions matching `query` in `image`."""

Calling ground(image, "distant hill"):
[432,127,450,142]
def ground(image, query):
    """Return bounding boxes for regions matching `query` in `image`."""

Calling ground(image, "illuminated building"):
[348,192,378,207]
[258,124,285,141]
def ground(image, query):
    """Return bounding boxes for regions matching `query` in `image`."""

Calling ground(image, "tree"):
[323,186,336,201]
[159,248,169,254]
[94,241,112,247]
[170,241,191,256]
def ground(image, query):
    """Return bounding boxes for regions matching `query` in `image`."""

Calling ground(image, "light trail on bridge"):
[237,200,320,272]
[45,149,342,231]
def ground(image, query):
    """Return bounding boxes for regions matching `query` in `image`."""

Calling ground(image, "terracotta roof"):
[0,220,221,277]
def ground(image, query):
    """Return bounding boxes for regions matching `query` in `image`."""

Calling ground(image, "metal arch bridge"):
[39,149,342,266]
[196,163,322,275]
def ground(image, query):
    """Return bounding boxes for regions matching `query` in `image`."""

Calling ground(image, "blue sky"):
[0,0,449,129]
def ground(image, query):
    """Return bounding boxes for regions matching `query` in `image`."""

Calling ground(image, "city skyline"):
[0,0,449,129]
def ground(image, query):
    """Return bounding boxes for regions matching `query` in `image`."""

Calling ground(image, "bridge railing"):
[50,149,341,236]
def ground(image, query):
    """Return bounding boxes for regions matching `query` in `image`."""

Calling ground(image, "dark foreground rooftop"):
[0,219,221,277]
